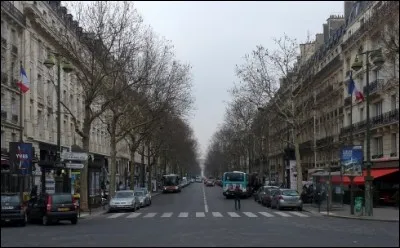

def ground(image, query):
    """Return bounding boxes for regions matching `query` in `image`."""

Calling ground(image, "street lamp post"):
[44,53,73,193]
[351,48,385,217]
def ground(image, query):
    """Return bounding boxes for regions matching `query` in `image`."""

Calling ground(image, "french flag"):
[347,71,364,102]
[16,65,30,93]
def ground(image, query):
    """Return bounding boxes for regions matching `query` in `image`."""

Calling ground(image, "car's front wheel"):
[42,215,50,226]
[71,218,78,225]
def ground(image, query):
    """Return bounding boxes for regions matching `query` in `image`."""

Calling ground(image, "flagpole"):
[19,61,25,202]
[349,72,354,215]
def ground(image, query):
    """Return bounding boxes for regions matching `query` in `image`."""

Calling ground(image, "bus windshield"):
[224,173,244,182]
[163,176,179,186]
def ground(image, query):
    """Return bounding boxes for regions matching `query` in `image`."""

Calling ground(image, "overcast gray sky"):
[134,1,344,158]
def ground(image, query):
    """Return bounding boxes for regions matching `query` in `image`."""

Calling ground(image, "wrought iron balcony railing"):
[363,79,384,95]
[1,1,26,27]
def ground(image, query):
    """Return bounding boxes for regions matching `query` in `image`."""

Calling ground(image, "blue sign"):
[9,142,33,175]
[340,146,363,176]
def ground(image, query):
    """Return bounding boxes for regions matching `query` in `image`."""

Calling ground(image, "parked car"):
[134,191,151,207]
[1,193,27,226]
[271,189,303,211]
[135,187,152,203]
[26,193,78,225]
[108,190,140,212]
[261,188,279,207]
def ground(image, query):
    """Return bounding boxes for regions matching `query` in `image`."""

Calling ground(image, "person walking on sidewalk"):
[234,185,242,211]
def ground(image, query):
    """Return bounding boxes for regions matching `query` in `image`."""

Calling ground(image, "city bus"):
[222,171,250,198]
[162,174,181,193]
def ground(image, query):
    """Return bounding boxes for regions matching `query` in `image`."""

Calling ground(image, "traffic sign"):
[61,152,88,161]
[65,163,84,169]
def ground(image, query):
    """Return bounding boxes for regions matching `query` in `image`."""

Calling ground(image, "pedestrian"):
[234,185,242,211]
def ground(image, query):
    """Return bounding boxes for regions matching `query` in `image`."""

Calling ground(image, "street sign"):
[65,163,84,169]
[61,152,88,161]
[340,146,363,176]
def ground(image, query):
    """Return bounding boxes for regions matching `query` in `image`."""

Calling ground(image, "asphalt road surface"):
[1,183,399,247]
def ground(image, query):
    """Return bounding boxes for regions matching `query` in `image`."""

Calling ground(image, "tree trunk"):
[79,111,91,211]
[129,145,136,190]
[294,131,303,193]
[140,146,145,187]
[109,118,117,198]
[147,145,151,190]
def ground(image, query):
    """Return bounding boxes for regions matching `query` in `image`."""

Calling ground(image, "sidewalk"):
[303,203,399,222]
[79,190,163,219]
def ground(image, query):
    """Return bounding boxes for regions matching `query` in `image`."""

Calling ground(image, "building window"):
[392,134,397,155]
[347,112,351,126]
[11,97,17,115]
[11,133,16,142]
[1,131,5,148]
[374,136,383,156]
[374,101,382,116]
[37,74,43,98]
[391,94,397,110]
[359,107,364,121]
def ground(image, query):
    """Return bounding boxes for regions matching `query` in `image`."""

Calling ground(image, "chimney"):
[315,33,324,49]
[344,1,354,22]
[323,23,329,43]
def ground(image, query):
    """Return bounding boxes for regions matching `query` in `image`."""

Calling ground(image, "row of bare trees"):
[51,1,199,210]
[205,1,399,191]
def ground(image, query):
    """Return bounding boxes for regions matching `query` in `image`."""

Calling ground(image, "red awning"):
[331,168,399,185]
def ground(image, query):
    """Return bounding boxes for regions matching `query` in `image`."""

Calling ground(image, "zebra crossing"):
[104,210,311,219]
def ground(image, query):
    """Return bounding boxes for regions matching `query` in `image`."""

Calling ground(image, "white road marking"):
[273,211,292,217]
[227,212,240,217]
[107,213,126,219]
[212,212,223,217]
[202,185,209,213]
[143,212,157,218]
[161,212,173,218]
[288,211,309,217]
[258,212,274,217]
[242,212,257,217]
[178,212,189,218]
[126,212,142,218]
[196,212,205,217]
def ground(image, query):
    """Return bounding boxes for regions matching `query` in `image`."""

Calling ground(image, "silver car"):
[134,190,151,207]
[271,189,303,211]
[135,188,152,203]
[108,190,140,212]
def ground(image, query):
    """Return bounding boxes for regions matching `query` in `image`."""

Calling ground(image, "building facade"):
[1,1,147,195]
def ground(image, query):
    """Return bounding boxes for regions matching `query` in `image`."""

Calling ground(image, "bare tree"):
[55,1,150,210]
[233,35,315,192]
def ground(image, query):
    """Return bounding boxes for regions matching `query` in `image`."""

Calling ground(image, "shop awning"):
[331,168,399,185]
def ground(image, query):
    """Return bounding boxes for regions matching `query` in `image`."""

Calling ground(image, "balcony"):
[1,36,6,47]
[363,79,384,95]
[371,109,399,127]
[340,109,399,135]
[316,136,334,148]
[1,72,8,85]
[11,114,18,124]
[11,44,18,54]
[1,1,26,27]
[372,154,383,159]
[390,152,397,157]
[1,110,7,120]
[344,96,352,106]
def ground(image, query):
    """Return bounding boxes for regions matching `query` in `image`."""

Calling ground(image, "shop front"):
[88,153,106,207]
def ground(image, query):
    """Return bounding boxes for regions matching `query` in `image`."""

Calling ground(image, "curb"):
[322,213,399,223]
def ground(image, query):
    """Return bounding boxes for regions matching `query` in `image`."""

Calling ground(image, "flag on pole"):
[16,65,30,93]
[347,71,364,101]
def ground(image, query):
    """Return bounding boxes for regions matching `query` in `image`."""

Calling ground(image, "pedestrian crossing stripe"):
[212,212,223,217]
[105,211,312,219]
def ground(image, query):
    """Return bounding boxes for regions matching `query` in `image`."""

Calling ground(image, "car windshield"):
[134,191,144,197]
[282,190,299,196]
[52,194,72,204]
[1,195,20,204]
[224,173,244,182]
[115,192,133,198]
